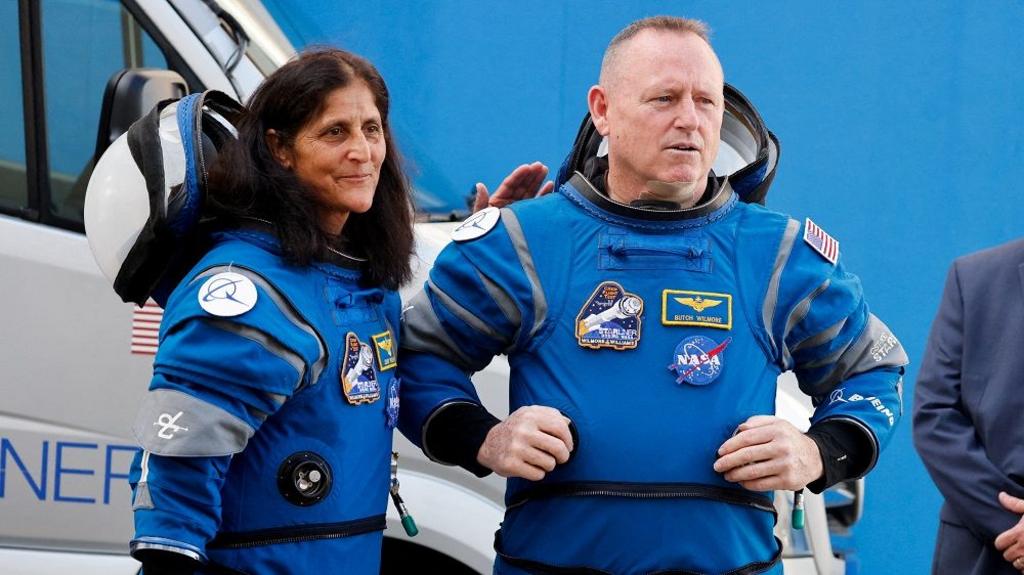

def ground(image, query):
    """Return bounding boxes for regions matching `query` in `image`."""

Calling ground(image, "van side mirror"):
[94,68,188,157]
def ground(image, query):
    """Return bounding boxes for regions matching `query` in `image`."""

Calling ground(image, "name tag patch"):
[661,290,732,330]
[576,281,644,350]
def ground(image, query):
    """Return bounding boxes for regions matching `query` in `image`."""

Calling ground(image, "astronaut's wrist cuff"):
[805,420,873,493]
[423,402,500,477]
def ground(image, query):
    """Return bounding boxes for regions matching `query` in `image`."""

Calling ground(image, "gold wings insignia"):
[675,296,723,313]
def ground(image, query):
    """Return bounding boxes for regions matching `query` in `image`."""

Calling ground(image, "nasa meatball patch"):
[341,332,380,405]
[575,281,644,350]
[668,335,732,386]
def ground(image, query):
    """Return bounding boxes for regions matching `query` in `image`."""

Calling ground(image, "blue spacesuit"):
[128,227,401,574]
[398,173,908,574]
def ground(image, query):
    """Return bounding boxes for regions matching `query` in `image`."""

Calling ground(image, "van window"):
[0,1,28,214]
[40,0,169,225]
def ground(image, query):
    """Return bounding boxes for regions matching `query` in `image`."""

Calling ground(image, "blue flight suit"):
[398,174,907,574]
[128,228,401,574]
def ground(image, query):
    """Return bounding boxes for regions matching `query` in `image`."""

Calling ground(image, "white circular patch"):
[197,272,258,317]
[452,206,501,242]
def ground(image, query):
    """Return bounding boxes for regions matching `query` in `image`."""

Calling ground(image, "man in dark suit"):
[914,238,1024,574]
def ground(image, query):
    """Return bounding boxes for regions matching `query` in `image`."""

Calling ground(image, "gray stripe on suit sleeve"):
[204,317,306,392]
[806,314,909,394]
[781,278,831,368]
[762,218,802,362]
[791,317,848,355]
[477,269,523,328]
[132,389,254,456]
[193,265,327,387]
[500,208,548,338]
[401,289,478,370]
[427,279,510,346]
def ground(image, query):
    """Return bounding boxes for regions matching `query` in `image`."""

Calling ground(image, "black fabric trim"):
[507,481,776,515]
[805,419,874,493]
[116,100,171,305]
[568,173,732,222]
[494,530,783,575]
[206,514,385,549]
[423,401,500,477]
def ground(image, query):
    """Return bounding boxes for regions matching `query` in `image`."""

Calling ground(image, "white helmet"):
[84,91,243,306]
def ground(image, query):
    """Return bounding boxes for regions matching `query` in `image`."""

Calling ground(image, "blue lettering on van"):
[0,438,48,500]
[104,445,139,505]
[0,437,139,505]
[54,442,97,504]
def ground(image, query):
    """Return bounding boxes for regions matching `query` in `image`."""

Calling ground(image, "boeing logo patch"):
[452,207,500,242]
[662,290,732,330]
[197,272,257,317]
[342,332,381,405]
[575,281,644,350]
[668,335,731,385]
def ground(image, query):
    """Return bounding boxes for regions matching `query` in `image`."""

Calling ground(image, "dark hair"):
[208,48,415,289]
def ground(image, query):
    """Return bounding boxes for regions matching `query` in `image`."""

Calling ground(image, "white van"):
[0,1,861,573]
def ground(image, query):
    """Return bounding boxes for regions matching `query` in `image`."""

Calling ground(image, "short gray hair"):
[600,16,712,85]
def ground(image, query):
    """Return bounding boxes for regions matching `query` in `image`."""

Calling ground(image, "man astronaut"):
[398,16,907,574]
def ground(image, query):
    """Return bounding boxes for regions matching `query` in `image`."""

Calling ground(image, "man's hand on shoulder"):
[477,405,573,481]
[995,491,1024,571]
[713,415,824,491]
[472,162,554,212]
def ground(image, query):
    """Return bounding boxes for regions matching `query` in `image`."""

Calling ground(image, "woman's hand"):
[472,162,554,212]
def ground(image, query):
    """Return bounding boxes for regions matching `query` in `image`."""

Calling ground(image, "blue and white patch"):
[452,206,500,242]
[668,335,732,385]
[197,272,257,317]
[385,378,400,429]
[341,332,380,405]
[575,281,644,350]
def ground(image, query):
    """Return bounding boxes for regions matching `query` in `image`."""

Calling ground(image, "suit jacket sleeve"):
[913,260,1020,541]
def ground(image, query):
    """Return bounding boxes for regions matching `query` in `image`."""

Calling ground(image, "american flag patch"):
[803,218,839,264]
[131,300,163,355]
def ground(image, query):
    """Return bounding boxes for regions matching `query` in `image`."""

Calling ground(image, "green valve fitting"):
[791,508,805,530]
[401,514,419,537]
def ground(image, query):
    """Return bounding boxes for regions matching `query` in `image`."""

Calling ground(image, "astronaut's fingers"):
[714,441,780,474]
[722,458,784,483]
[522,446,559,472]
[501,458,548,481]
[717,425,777,457]
[530,430,572,465]
[534,416,574,455]
[735,415,781,432]
[739,476,785,492]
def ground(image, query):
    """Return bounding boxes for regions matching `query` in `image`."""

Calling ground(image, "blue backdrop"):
[263,1,1024,573]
